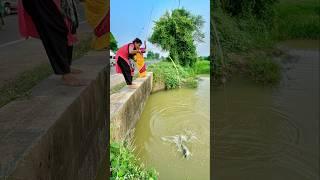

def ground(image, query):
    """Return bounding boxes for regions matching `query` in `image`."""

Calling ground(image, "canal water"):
[213,40,319,179]
[134,77,210,180]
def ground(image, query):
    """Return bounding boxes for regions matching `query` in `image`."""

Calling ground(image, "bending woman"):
[115,38,146,88]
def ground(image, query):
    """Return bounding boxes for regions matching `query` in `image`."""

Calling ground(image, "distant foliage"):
[194,60,210,74]
[110,33,118,52]
[149,9,205,67]
[146,51,160,60]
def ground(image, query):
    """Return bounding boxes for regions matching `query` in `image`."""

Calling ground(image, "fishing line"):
[138,0,155,39]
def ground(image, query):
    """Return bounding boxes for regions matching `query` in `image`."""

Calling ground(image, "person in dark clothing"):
[115,38,147,88]
[18,0,85,86]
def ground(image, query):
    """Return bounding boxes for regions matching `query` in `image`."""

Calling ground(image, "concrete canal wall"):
[0,51,108,180]
[110,72,153,141]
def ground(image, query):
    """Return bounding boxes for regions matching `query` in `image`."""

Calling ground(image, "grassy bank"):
[0,34,93,108]
[110,140,158,179]
[148,59,210,90]
[274,0,320,40]
[212,0,319,85]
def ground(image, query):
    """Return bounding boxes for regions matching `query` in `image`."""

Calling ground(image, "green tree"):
[149,8,204,67]
[154,53,160,60]
[110,33,118,52]
[147,51,155,59]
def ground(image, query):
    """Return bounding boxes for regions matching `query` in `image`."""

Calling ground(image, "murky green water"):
[213,40,319,179]
[134,77,210,180]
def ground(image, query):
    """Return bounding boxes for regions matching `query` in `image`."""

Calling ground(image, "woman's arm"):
[140,40,147,53]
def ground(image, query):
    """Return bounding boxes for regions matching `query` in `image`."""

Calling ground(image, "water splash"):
[161,130,198,159]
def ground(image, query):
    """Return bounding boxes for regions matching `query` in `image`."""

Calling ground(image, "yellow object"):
[134,53,147,78]
[84,0,109,50]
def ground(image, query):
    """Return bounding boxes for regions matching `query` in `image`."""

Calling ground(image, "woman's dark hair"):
[133,38,142,44]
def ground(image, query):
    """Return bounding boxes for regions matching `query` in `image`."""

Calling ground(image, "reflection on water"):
[134,77,210,180]
[213,40,319,180]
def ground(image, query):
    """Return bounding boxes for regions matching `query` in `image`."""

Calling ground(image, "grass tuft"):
[110,140,158,180]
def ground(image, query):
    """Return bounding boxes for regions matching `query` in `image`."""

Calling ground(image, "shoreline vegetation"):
[148,58,210,90]
[110,140,158,180]
[211,0,320,86]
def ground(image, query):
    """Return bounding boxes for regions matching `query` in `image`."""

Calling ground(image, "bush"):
[148,62,198,89]
[194,60,210,74]
[247,57,281,84]
[110,141,158,180]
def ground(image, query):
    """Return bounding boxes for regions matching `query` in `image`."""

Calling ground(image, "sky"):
[110,0,210,57]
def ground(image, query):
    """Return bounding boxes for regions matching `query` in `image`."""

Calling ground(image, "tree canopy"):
[146,51,160,60]
[149,8,204,67]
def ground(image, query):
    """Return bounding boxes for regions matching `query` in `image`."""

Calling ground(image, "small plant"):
[110,141,158,180]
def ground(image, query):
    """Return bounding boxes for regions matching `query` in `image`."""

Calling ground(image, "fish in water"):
[161,132,196,159]
[181,143,191,159]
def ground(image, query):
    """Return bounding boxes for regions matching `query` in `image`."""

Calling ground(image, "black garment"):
[117,56,133,85]
[0,15,4,26]
[22,0,71,75]
[67,45,73,65]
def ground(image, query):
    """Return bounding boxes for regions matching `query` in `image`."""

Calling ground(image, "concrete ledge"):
[110,72,153,141]
[0,51,108,180]
[110,74,125,90]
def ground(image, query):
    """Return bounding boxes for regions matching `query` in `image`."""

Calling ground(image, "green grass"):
[144,58,157,62]
[194,60,210,75]
[0,63,52,107]
[0,35,93,108]
[110,141,158,180]
[148,60,210,90]
[148,61,197,89]
[213,8,274,54]
[110,82,127,94]
[274,0,320,39]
